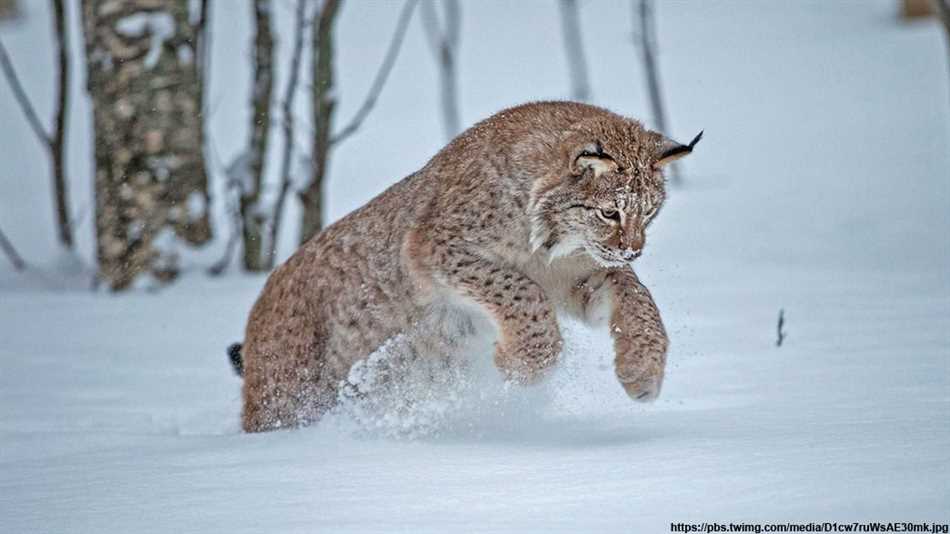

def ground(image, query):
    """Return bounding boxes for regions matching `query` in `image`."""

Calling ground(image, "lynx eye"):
[597,208,621,223]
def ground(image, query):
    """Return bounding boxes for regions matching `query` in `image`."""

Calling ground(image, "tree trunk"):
[300,0,341,245]
[267,0,308,269]
[241,0,275,271]
[82,0,212,290]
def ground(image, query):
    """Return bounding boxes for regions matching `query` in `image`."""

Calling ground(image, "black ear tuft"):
[687,130,703,150]
[657,130,703,165]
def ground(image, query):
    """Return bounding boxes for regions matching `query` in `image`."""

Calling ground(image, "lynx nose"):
[620,229,645,254]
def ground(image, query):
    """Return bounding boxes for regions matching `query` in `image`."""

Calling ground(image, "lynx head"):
[529,114,701,267]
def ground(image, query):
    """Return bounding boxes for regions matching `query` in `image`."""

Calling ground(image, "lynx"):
[231,101,701,432]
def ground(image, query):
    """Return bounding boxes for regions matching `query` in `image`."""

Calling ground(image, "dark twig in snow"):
[331,0,418,145]
[776,308,786,347]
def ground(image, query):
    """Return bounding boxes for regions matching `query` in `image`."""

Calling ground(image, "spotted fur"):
[237,101,700,432]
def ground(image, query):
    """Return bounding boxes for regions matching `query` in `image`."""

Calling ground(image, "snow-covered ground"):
[1,1,949,532]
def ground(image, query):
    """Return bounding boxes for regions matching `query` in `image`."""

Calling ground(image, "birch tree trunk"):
[241,0,275,271]
[300,0,340,245]
[297,0,416,245]
[267,0,307,269]
[82,0,212,290]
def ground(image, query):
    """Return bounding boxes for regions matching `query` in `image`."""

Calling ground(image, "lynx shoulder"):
[236,101,701,432]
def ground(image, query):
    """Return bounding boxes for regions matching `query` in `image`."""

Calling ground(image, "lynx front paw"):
[619,372,663,402]
[494,333,562,384]
[614,336,666,402]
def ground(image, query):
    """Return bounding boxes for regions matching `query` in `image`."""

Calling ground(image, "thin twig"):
[50,0,73,248]
[268,0,309,268]
[558,0,591,102]
[0,225,26,271]
[0,38,52,146]
[776,308,786,347]
[330,0,418,145]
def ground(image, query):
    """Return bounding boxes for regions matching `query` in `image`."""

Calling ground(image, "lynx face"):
[532,127,687,268]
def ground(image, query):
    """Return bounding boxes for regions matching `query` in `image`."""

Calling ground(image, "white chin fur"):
[584,245,627,268]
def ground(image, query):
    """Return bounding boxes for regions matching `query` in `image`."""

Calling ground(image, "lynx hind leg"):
[241,325,335,433]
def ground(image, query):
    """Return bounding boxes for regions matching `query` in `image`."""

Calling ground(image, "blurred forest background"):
[4,0,943,291]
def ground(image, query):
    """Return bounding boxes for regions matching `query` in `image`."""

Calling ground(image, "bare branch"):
[268,0,309,268]
[50,0,73,248]
[0,38,52,146]
[558,0,591,102]
[421,0,461,140]
[0,224,26,271]
[331,0,418,145]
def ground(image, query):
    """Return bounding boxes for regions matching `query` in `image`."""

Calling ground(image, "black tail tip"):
[227,342,244,377]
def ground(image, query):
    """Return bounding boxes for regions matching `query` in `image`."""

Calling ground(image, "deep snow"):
[1,1,949,532]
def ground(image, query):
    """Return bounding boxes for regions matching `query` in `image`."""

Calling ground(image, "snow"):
[115,12,176,69]
[1,1,949,532]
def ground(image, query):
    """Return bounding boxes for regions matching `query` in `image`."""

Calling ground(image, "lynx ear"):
[572,142,617,178]
[656,130,703,166]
